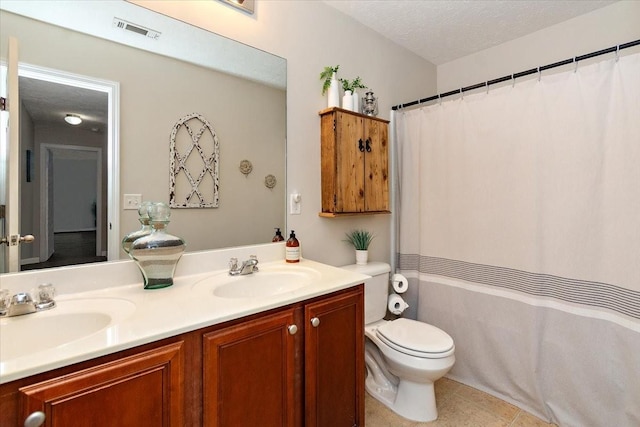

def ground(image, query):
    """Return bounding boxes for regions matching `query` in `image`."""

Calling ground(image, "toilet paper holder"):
[388,294,409,315]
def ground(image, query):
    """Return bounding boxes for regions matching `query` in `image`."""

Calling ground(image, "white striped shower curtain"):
[394,53,640,427]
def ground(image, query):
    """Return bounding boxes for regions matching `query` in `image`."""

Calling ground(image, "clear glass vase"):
[121,201,154,255]
[130,202,186,289]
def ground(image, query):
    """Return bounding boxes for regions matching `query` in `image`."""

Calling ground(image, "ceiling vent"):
[112,18,161,40]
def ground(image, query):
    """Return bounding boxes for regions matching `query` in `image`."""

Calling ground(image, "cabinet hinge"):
[333,118,336,131]
[0,97,6,111]
[334,195,337,206]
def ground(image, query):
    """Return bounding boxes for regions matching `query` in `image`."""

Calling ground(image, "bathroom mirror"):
[0,1,286,273]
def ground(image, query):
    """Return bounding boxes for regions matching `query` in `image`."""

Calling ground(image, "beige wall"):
[133,0,438,267]
[437,1,640,93]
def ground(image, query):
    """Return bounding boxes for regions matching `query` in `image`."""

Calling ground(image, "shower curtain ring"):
[574,58,578,73]
[537,67,541,82]
[511,74,515,88]
[616,45,620,62]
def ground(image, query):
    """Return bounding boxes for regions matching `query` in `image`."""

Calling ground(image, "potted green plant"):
[344,229,374,265]
[320,65,340,108]
[339,76,366,112]
[340,76,366,92]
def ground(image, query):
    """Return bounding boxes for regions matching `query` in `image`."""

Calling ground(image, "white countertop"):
[0,243,369,384]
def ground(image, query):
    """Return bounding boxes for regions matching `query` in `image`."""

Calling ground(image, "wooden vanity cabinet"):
[202,308,301,427]
[305,288,364,427]
[202,285,365,427]
[320,107,390,217]
[0,286,364,427]
[0,339,188,427]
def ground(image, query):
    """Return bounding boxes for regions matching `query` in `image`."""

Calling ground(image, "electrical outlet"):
[124,194,142,210]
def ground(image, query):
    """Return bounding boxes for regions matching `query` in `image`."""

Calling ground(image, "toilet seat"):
[376,318,454,358]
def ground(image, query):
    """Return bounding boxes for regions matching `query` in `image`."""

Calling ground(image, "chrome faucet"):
[0,284,56,318]
[229,255,259,276]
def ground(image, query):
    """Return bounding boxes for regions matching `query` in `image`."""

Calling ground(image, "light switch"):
[124,194,142,210]
[289,193,301,215]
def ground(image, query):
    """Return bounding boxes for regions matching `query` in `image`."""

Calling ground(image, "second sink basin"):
[193,264,321,299]
[0,297,136,360]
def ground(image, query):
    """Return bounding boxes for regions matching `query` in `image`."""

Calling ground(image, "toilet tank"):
[341,262,391,324]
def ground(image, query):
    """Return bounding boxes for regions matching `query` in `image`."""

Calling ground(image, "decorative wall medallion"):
[264,174,277,189]
[169,112,220,208]
[239,159,253,176]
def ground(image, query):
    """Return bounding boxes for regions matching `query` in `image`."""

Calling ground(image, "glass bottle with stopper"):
[121,201,154,254]
[130,202,186,289]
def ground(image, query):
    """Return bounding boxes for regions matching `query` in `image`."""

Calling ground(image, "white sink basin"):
[0,297,136,360]
[193,264,321,299]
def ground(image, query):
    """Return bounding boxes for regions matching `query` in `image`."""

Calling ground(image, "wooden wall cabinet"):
[320,107,390,217]
[1,286,364,427]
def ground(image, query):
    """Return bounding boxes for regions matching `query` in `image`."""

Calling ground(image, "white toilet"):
[342,262,455,422]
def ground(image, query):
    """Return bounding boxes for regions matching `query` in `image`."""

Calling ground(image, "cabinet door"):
[19,342,185,427]
[203,309,300,427]
[363,118,389,212]
[305,287,364,427]
[335,111,365,213]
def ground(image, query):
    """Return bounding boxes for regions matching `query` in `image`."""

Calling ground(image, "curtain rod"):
[391,39,640,111]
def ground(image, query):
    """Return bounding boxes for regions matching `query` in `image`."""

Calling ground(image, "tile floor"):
[365,377,557,427]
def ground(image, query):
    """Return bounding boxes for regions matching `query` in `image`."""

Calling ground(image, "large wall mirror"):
[0,1,286,273]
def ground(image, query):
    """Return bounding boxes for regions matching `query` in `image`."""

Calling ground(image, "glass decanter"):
[130,202,186,289]
[121,201,154,255]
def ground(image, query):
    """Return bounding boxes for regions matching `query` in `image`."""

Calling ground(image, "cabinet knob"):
[287,324,298,335]
[310,317,320,327]
[24,411,45,427]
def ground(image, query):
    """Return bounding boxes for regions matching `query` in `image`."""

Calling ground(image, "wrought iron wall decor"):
[169,113,220,208]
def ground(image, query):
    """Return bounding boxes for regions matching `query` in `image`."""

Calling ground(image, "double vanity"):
[0,243,368,426]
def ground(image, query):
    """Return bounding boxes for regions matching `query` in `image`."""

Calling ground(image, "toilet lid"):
[376,318,454,357]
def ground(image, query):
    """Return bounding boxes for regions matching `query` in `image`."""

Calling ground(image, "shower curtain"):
[395,52,640,427]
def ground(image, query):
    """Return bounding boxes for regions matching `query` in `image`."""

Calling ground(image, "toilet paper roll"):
[387,294,409,315]
[391,274,409,294]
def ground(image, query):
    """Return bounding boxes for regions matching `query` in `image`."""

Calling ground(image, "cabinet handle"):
[288,324,298,335]
[310,317,320,327]
[365,138,372,152]
[358,139,365,152]
[24,411,46,427]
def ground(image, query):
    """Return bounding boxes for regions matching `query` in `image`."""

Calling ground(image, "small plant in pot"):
[344,229,374,265]
[340,76,366,93]
[320,65,340,95]
[339,76,366,112]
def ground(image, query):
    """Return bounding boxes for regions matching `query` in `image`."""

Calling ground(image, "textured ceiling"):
[20,77,108,134]
[323,0,617,65]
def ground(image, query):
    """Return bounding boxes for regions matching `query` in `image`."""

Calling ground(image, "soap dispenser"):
[272,228,285,242]
[285,230,300,263]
